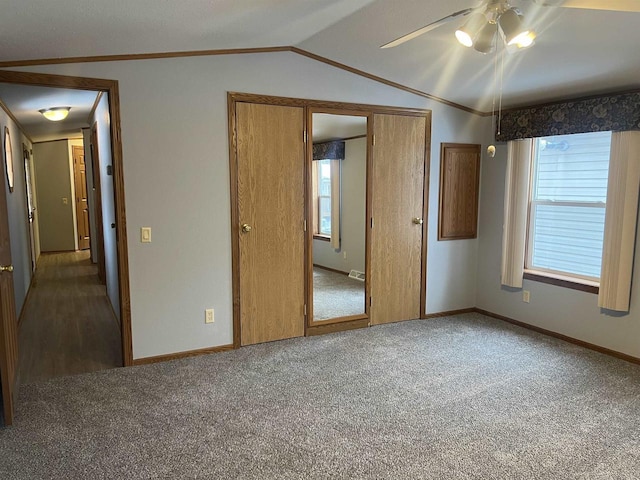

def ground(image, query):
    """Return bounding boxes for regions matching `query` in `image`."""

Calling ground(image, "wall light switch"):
[205,309,214,324]
[523,290,530,303]
[141,227,152,243]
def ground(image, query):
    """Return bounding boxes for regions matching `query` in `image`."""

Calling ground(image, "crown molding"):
[0,46,485,117]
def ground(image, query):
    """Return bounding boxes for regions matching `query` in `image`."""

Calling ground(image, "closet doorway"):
[229,93,430,346]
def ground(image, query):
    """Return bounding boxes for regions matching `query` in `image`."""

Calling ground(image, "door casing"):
[0,69,133,368]
[228,92,431,346]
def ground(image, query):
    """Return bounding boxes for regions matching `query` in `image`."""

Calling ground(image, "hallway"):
[18,252,122,384]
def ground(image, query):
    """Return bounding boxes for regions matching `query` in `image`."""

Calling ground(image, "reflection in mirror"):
[312,113,367,321]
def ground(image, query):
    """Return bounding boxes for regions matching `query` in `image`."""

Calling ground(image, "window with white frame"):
[315,159,332,236]
[526,131,612,281]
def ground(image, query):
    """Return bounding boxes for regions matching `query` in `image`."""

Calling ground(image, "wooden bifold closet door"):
[235,102,306,346]
[370,113,427,325]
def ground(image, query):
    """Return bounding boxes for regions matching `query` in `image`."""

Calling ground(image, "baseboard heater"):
[348,270,365,281]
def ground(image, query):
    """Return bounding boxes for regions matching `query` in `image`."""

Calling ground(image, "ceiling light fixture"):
[39,107,71,122]
[454,13,486,48]
[498,8,531,46]
[455,4,536,54]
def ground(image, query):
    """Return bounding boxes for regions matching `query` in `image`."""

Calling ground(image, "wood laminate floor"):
[17,251,122,384]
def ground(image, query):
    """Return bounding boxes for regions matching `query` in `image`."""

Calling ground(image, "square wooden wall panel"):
[438,143,481,240]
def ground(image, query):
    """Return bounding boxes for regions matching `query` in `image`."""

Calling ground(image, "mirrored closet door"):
[308,111,369,324]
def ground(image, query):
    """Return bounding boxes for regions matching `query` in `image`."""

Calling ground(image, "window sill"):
[523,270,599,294]
[313,234,331,242]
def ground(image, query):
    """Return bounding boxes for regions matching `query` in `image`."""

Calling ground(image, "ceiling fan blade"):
[534,0,640,12]
[380,8,474,49]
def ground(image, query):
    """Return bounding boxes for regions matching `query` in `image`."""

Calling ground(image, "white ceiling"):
[0,0,376,61]
[299,0,640,111]
[0,84,99,142]
[312,114,368,142]
[0,0,638,113]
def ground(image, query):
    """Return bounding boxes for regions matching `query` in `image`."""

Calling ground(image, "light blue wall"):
[1,109,33,314]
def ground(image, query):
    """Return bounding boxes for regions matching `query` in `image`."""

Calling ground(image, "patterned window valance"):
[313,141,345,160]
[496,92,640,142]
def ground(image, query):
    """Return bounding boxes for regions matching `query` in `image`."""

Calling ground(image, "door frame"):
[228,92,431,347]
[0,69,133,367]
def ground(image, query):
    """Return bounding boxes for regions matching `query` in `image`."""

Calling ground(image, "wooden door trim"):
[0,70,133,367]
[229,92,432,346]
[229,92,430,117]
[227,96,241,348]
[421,114,432,318]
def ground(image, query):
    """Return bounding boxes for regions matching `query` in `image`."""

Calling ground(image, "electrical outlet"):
[62,197,68,205]
[523,290,530,303]
[343,251,347,259]
[205,308,214,324]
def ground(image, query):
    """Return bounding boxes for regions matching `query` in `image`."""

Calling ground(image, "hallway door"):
[0,145,19,426]
[73,145,90,250]
[235,102,306,346]
[23,145,37,273]
[370,113,427,325]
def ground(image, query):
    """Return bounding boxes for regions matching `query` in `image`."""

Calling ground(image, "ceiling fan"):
[381,0,640,54]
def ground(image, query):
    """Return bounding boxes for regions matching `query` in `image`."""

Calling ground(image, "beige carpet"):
[313,267,365,320]
[1,313,640,479]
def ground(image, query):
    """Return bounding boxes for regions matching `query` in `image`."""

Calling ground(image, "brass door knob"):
[0,265,14,273]
[241,223,252,233]
[412,218,424,225]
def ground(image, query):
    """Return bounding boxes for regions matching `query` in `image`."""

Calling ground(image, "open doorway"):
[0,70,132,424]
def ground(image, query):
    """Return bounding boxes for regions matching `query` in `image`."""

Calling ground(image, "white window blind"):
[527,131,612,280]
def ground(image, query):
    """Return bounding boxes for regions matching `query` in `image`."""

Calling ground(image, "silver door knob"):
[241,224,252,233]
[412,218,424,225]
[0,265,13,273]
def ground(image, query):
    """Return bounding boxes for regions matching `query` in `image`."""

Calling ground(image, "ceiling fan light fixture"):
[499,8,530,46]
[455,13,486,47]
[39,107,71,122]
[473,22,497,54]
[515,30,536,48]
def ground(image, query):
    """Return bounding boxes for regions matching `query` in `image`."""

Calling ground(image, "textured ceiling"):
[0,83,99,141]
[312,114,368,142]
[299,0,640,111]
[0,0,639,113]
[0,0,376,61]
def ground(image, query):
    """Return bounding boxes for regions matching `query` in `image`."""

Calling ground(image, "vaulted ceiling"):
[1,0,639,113]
